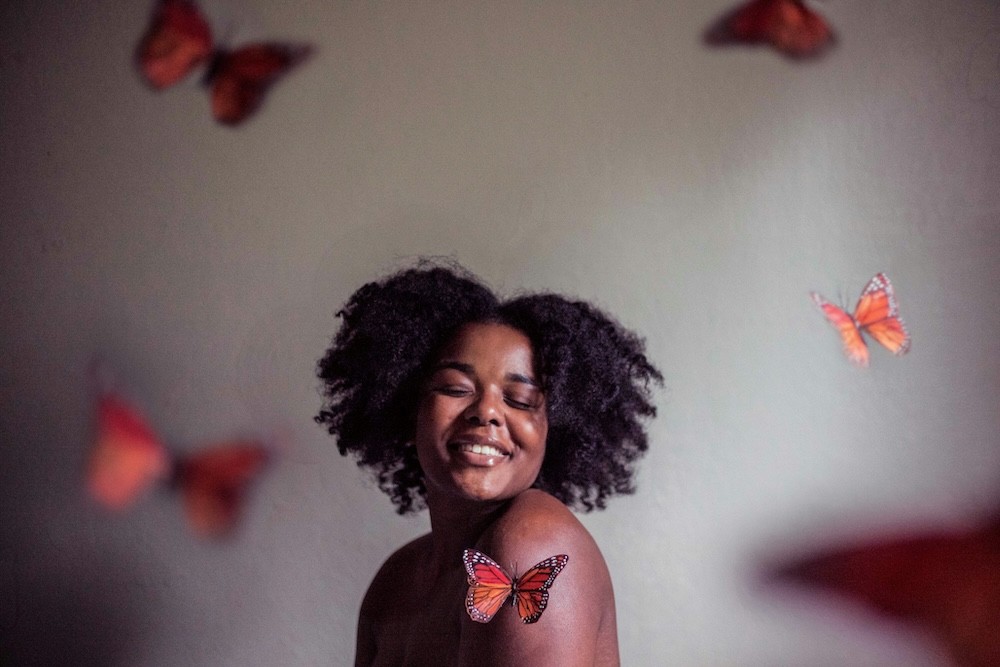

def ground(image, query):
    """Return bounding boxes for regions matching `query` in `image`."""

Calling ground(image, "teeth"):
[462,443,505,457]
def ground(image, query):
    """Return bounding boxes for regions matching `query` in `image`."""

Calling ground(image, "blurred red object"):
[773,518,1000,666]
[176,444,270,537]
[88,393,170,510]
[135,0,312,125]
[205,43,312,126]
[135,0,213,89]
[87,391,270,538]
[704,0,835,59]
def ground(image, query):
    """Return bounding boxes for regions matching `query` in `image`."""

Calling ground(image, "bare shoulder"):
[360,533,431,617]
[356,534,436,666]
[481,489,606,569]
[460,490,619,667]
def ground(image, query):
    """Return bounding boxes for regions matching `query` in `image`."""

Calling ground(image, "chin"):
[446,475,515,504]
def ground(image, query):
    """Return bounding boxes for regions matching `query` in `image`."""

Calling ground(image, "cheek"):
[414,395,461,440]
[515,414,548,452]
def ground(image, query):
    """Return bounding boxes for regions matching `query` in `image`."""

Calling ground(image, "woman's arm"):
[354,577,379,666]
[458,490,618,667]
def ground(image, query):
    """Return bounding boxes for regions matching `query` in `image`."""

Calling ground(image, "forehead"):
[437,322,536,370]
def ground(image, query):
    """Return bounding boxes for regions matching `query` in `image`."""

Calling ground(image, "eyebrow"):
[431,361,540,387]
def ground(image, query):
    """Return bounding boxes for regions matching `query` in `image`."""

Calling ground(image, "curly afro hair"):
[316,260,662,514]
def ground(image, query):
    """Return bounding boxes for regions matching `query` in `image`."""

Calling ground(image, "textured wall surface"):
[1,1,998,665]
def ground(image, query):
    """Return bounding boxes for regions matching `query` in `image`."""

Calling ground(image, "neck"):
[424,490,509,570]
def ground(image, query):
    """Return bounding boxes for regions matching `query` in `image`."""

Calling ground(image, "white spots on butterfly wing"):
[463,550,569,624]
[810,273,911,364]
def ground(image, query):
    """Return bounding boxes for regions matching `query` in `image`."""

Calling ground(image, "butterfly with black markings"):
[811,273,911,367]
[462,548,569,624]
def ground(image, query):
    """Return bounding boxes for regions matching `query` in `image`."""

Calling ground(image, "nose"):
[464,390,503,427]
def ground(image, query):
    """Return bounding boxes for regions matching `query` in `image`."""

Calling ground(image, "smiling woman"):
[416,323,549,506]
[316,261,661,666]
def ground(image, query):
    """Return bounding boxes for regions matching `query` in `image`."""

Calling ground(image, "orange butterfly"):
[87,392,270,537]
[811,273,911,367]
[704,0,835,59]
[772,517,1000,667]
[135,0,312,125]
[462,548,569,624]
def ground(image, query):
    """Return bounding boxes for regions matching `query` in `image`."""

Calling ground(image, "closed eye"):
[504,395,540,410]
[435,386,472,397]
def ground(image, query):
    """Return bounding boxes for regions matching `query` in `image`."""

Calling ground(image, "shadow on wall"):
[1,542,149,667]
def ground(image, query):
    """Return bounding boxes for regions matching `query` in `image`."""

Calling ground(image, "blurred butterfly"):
[810,272,911,367]
[87,392,270,537]
[462,548,569,624]
[704,0,835,59]
[135,0,312,125]
[771,517,1000,667]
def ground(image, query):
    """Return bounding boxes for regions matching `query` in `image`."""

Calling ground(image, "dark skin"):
[355,324,620,666]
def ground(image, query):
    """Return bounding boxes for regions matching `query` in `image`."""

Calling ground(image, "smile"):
[448,436,512,464]
[459,442,508,457]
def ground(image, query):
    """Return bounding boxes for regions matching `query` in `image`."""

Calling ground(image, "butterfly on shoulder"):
[87,391,271,537]
[462,548,569,624]
[135,0,312,125]
[810,273,911,367]
[704,0,835,59]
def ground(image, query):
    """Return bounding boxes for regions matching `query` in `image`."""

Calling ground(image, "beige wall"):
[2,1,998,664]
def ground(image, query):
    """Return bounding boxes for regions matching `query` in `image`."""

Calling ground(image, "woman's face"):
[414,322,548,507]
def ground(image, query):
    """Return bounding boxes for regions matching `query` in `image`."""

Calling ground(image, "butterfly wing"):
[852,273,911,357]
[513,554,570,624]
[207,43,312,125]
[705,0,834,59]
[176,443,269,537]
[811,291,869,367]
[88,393,171,510]
[136,0,214,89]
[775,520,1000,667]
[463,549,515,623]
